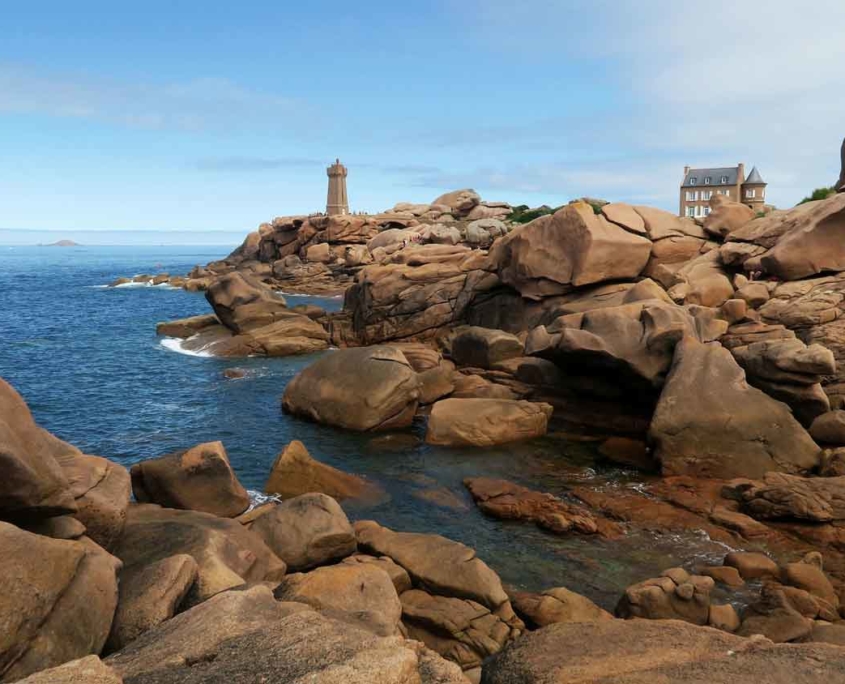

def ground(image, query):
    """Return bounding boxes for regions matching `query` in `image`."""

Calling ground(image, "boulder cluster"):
[11,365,845,682]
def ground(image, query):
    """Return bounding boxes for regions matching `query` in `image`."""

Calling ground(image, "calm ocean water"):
[0,245,739,607]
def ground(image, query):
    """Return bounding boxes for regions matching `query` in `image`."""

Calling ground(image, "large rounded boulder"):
[490,202,652,300]
[130,441,250,518]
[282,346,420,431]
[425,398,553,447]
[0,522,121,681]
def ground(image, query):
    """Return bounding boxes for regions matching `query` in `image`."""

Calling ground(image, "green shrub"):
[506,204,565,224]
[799,187,836,204]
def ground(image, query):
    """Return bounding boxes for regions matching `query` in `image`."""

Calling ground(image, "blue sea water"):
[0,245,738,608]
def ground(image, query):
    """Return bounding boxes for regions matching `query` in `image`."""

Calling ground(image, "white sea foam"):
[159,337,213,358]
[247,490,282,509]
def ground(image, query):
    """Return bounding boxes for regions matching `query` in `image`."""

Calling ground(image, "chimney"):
[683,165,690,177]
[738,163,745,184]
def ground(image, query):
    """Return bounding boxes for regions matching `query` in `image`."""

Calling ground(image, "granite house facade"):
[679,163,766,217]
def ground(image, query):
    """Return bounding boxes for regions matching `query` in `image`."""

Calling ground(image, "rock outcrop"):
[649,338,820,479]
[1,522,120,681]
[344,244,496,344]
[107,586,465,684]
[490,203,652,299]
[264,440,384,503]
[725,194,845,280]
[480,619,845,683]
[0,378,77,520]
[130,442,250,518]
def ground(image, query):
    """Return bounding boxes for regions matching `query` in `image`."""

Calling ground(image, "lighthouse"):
[326,159,349,215]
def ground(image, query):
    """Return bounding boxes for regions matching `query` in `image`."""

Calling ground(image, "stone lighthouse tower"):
[326,159,349,215]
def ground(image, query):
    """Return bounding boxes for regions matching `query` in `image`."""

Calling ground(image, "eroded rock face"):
[113,504,286,605]
[0,378,76,521]
[490,203,652,300]
[282,346,420,431]
[526,300,723,394]
[250,493,356,572]
[425,399,552,447]
[344,244,496,344]
[130,442,250,518]
[264,440,384,503]
[401,589,519,671]
[649,338,820,479]
[480,619,845,683]
[0,522,120,682]
[725,194,845,280]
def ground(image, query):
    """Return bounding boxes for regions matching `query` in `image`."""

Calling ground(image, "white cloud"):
[0,64,311,132]
[452,0,845,208]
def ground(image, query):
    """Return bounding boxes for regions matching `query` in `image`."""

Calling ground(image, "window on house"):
[702,190,712,200]
[724,189,730,197]
[686,191,693,201]
[721,175,729,184]
[746,189,756,199]
[705,207,711,216]
[687,206,695,218]
[689,177,697,186]
[704,177,711,185]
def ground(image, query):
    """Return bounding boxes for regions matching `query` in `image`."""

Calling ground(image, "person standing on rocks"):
[838,137,845,193]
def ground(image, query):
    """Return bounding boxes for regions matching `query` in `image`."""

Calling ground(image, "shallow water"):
[0,245,740,609]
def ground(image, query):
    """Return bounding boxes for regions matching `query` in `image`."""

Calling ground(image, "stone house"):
[679,163,766,218]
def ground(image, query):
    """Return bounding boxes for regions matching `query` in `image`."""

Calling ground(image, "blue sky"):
[1,0,844,243]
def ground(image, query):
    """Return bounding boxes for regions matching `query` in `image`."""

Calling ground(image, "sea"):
[0,244,741,608]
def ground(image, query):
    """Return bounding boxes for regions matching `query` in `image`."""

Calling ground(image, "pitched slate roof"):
[682,166,740,188]
[744,166,765,184]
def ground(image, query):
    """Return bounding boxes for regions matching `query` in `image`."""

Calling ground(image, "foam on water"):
[159,337,214,358]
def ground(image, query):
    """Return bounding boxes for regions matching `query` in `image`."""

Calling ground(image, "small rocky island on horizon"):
[41,239,81,247]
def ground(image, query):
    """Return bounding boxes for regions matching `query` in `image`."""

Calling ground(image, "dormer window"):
[721,175,729,184]
[704,177,711,185]
[689,177,697,186]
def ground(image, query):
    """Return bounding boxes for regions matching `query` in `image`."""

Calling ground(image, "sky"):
[1,0,844,244]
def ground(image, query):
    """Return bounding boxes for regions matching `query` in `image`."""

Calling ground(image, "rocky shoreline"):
[8,162,845,681]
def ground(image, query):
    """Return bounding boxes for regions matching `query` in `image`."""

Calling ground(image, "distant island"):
[41,239,81,247]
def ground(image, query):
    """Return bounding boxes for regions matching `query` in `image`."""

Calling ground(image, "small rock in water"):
[223,368,246,379]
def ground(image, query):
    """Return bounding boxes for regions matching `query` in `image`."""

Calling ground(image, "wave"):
[279,291,343,299]
[159,337,214,358]
[92,280,180,289]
